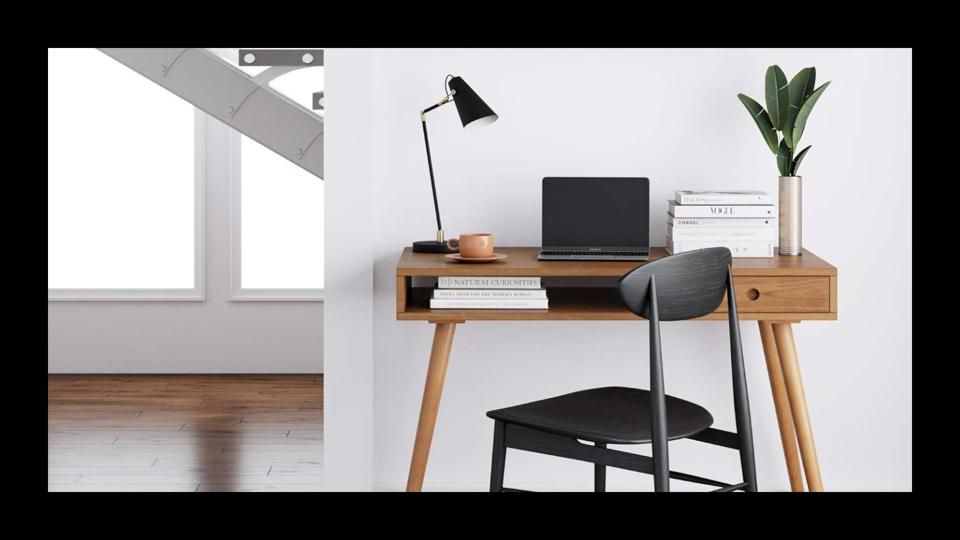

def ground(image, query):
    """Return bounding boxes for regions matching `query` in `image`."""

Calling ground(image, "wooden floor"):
[48,375,323,492]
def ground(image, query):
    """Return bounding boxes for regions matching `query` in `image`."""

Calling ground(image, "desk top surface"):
[397,247,836,277]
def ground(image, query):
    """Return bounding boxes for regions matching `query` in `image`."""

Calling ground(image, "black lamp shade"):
[447,76,498,129]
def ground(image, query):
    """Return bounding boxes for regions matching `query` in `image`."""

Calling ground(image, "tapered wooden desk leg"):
[406,322,458,492]
[759,321,805,492]
[772,322,824,492]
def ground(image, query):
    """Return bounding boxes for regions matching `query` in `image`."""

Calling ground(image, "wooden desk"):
[396,246,837,492]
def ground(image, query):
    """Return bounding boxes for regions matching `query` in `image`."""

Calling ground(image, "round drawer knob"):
[747,288,760,300]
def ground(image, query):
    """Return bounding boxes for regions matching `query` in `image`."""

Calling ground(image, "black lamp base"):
[413,240,458,254]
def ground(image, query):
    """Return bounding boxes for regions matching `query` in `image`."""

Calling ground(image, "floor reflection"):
[192,414,239,492]
[48,375,324,492]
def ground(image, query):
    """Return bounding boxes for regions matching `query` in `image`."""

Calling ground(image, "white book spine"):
[668,217,775,228]
[432,289,548,299]
[438,276,541,289]
[667,201,776,218]
[675,192,774,205]
[429,298,549,309]
[667,225,776,241]
[667,239,774,258]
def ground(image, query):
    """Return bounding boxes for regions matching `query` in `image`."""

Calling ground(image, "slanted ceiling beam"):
[98,48,323,179]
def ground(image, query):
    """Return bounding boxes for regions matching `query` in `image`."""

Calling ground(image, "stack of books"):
[667,191,776,258]
[430,276,548,309]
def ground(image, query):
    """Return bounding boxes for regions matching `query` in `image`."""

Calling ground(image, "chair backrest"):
[618,248,732,321]
[615,247,756,492]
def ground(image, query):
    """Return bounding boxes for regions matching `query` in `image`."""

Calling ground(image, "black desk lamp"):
[413,75,498,253]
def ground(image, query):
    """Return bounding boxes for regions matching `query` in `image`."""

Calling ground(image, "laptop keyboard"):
[541,250,647,256]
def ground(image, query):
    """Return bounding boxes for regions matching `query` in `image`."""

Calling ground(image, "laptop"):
[538,177,650,261]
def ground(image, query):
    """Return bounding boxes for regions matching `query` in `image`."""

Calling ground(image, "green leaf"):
[777,138,793,176]
[784,67,815,149]
[765,66,789,131]
[803,67,817,102]
[737,93,779,155]
[792,145,811,175]
[792,81,830,146]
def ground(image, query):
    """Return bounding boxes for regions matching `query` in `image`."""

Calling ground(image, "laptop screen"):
[542,177,649,248]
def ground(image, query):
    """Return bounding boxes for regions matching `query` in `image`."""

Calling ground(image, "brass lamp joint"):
[436,92,455,107]
[420,90,456,122]
[436,229,444,243]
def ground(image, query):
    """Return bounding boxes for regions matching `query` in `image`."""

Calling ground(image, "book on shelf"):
[666,236,774,258]
[432,288,548,299]
[668,217,775,228]
[668,200,776,218]
[674,190,774,205]
[429,298,549,309]
[667,223,776,242]
[437,276,541,289]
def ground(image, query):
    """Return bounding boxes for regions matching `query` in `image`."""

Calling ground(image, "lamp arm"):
[418,93,456,242]
[420,110,443,240]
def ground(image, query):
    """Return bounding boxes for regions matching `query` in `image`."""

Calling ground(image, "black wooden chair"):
[486,247,758,492]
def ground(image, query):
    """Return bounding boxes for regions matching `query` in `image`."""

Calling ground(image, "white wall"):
[48,114,324,373]
[349,48,911,491]
[322,49,375,489]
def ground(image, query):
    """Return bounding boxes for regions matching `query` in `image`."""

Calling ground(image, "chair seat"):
[486,386,714,445]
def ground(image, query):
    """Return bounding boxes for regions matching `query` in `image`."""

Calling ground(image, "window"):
[48,48,203,300]
[230,64,324,301]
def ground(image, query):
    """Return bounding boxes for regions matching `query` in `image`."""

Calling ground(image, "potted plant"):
[738,66,829,256]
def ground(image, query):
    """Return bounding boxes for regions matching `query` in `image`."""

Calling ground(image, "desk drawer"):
[721,276,831,313]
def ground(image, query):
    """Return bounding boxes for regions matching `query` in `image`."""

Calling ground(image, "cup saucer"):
[444,253,508,263]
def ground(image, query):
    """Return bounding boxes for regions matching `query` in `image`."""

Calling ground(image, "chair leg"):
[490,420,506,492]
[738,431,759,492]
[594,442,606,492]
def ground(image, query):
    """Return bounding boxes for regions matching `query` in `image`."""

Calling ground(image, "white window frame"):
[48,110,206,302]
[228,128,324,302]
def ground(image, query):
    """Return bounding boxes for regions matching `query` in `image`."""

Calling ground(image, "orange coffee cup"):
[448,233,494,258]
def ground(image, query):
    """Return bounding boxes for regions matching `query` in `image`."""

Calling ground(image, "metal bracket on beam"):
[159,49,189,78]
[313,91,324,110]
[229,86,260,118]
[239,49,323,67]
[297,131,323,161]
